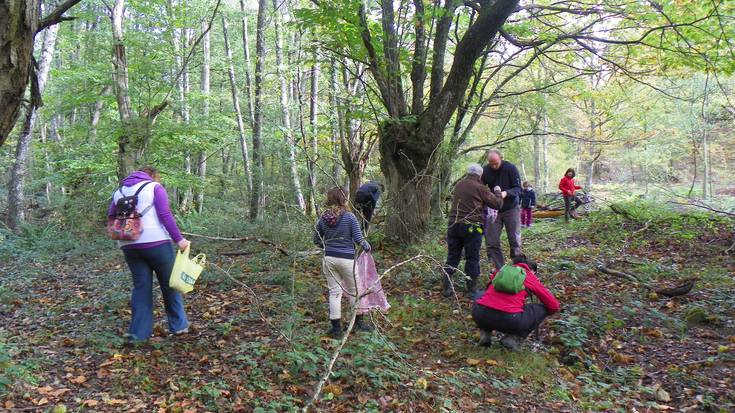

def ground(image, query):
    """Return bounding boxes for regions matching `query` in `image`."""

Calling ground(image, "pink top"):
[476,263,560,314]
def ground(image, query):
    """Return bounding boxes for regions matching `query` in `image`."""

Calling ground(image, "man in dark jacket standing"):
[354,180,383,234]
[443,164,505,298]
[482,149,523,269]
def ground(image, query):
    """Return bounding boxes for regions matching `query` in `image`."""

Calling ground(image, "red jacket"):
[476,263,560,314]
[558,175,581,196]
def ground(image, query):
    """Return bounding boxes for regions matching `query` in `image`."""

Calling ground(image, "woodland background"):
[0,0,734,411]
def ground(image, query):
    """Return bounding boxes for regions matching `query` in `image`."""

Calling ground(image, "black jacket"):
[519,188,536,209]
[356,181,381,205]
[481,162,522,212]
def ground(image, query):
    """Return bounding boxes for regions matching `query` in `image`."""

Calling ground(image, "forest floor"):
[1,202,734,412]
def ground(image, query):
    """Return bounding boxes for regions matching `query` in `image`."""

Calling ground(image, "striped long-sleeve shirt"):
[313,210,370,259]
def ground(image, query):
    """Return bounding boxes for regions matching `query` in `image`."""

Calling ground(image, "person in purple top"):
[107,166,190,343]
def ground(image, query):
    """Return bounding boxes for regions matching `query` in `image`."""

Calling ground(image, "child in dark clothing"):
[519,181,536,228]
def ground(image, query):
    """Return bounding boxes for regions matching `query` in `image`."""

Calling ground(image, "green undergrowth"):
[1,200,733,411]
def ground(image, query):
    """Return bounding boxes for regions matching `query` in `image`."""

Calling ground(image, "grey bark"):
[273,0,306,212]
[8,24,59,232]
[222,16,254,197]
[249,0,267,220]
[89,85,112,143]
[195,20,210,213]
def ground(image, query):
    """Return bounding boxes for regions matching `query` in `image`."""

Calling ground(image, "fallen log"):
[182,231,289,256]
[534,210,566,218]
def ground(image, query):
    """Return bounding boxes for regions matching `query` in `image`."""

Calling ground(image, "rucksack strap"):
[133,181,152,197]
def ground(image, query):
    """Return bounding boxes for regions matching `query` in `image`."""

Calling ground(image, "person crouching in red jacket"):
[472,255,560,350]
[558,168,583,222]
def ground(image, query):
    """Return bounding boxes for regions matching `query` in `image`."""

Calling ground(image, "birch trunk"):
[273,0,306,213]
[89,85,111,143]
[701,74,711,200]
[222,16,254,197]
[328,61,342,186]
[7,24,59,232]
[195,20,210,213]
[239,0,255,125]
[180,26,193,211]
[306,53,319,216]
[249,0,267,220]
[542,113,549,194]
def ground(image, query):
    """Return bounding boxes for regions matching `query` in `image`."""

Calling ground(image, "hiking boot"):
[326,319,342,339]
[355,315,374,332]
[464,278,478,300]
[500,334,521,351]
[441,276,454,298]
[477,330,493,347]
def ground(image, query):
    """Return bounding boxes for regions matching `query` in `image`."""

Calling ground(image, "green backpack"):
[492,264,526,294]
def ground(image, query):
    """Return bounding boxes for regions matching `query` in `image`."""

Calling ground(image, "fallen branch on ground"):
[209,262,293,346]
[303,254,466,411]
[596,265,697,297]
[182,231,289,256]
[669,199,735,218]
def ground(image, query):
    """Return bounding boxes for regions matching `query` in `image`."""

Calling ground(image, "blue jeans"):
[123,243,189,341]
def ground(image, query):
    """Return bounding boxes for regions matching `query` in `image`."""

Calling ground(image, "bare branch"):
[37,0,83,33]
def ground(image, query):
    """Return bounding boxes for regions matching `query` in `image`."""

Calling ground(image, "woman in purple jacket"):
[108,166,190,343]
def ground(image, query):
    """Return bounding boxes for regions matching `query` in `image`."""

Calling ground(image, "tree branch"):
[37,0,83,33]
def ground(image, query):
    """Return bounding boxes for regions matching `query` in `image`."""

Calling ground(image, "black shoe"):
[464,288,478,299]
[477,330,493,347]
[441,276,454,297]
[326,319,342,338]
[500,334,521,351]
[355,315,374,332]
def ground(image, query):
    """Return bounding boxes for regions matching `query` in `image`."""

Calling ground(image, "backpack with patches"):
[491,264,527,294]
[107,182,153,240]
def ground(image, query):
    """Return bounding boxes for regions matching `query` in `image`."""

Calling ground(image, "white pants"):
[322,256,360,320]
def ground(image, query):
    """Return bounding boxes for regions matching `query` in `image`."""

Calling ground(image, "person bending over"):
[471,255,560,350]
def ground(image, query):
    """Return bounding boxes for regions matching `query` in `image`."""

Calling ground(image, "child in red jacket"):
[472,255,560,350]
[558,168,583,222]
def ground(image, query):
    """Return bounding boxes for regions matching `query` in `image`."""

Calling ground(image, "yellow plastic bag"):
[169,247,206,294]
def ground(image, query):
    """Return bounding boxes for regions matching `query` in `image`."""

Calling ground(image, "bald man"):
[482,149,523,269]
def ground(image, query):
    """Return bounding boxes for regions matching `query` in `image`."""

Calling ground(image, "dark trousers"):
[471,303,548,338]
[485,207,522,270]
[564,195,583,221]
[355,198,375,234]
[123,243,189,341]
[443,222,483,290]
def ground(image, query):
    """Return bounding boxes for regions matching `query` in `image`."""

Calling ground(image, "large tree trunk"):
[371,0,520,242]
[0,0,40,146]
[7,23,59,232]
[272,0,306,213]
[378,120,437,242]
[249,0,267,220]
[222,16,253,198]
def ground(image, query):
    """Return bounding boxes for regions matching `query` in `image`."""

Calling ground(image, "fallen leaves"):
[466,358,481,366]
[323,383,343,397]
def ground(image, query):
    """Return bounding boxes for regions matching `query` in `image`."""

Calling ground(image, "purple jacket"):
[108,171,184,249]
